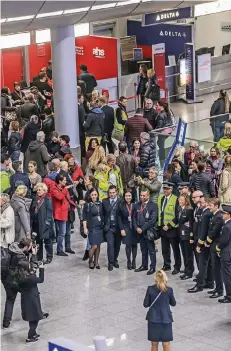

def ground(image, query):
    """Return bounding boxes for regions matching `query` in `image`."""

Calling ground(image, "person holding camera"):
[18,259,47,343]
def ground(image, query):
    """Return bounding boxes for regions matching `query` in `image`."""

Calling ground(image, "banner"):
[185,43,196,102]
[49,338,92,351]
[143,7,192,26]
[163,117,187,173]
[152,43,166,101]
[197,53,211,83]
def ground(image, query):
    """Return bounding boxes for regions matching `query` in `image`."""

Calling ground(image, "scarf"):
[1,202,10,214]
[35,194,46,214]
[118,102,128,118]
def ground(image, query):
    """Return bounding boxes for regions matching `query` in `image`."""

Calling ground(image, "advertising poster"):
[152,43,166,101]
[185,43,196,101]
[133,48,143,60]
[197,53,211,83]
[120,36,137,61]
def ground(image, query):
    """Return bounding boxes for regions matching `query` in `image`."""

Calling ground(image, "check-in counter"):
[196,54,231,96]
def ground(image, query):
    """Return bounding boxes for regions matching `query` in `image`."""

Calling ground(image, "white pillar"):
[50,25,80,155]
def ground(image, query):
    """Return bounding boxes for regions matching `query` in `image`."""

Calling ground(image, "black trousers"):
[125,245,137,262]
[193,241,200,270]
[106,230,121,264]
[28,320,39,338]
[197,247,214,288]
[2,280,18,324]
[105,134,114,154]
[139,235,156,269]
[36,235,53,261]
[161,230,181,270]
[210,242,223,294]
[157,135,168,167]
[221,257,231,300]
[180,240,194,276]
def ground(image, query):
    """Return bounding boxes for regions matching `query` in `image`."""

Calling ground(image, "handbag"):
[68,209,76,223]
[5,111,17,122]
[147,227,160,241]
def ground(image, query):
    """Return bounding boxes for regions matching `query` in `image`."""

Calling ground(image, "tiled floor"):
[1,224,231,351]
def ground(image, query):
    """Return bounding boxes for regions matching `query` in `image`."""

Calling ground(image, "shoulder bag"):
[147,227,160,241]
[147,291,162,316]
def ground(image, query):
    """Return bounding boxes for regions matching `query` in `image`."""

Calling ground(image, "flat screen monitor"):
[222,44,230,55]
[208,46,215,57]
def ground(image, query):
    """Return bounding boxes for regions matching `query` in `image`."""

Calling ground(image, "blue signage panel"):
[163,118,187,173]
[185,43,196,101]
[49,342,72,351]
[143,7,192,26]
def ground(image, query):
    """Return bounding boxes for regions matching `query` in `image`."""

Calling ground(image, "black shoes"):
[108,263,113,271]
[147,268,155,275]
[2,321,10,329]
[188,285,203,293]
[207,289,217,294]
[172,269,180,275]
[95,264,101,269]
[203,284,214,289]
[210,292,223,299]
[181,274,193,281]
[113,262,119,268]
[82,250,89,261]
[162,266,171,272]
[218,297,231,304]
[44,258,52,264]
[43,313,49,319]
[65,248,75,254]
[135,266,148,273]
[26,337,38,343]
[127,261,132,270]
[132,260,136,270]
[57,251,68,257]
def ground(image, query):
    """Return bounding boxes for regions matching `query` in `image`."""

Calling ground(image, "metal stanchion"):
[94,336,108,351]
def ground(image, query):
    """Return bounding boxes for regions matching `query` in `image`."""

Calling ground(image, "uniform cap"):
[178,182,190,189]
[163,181,174,189]
[220,204,231,214]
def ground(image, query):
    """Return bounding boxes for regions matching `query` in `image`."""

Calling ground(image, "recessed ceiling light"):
[116,0,140,6]
[6,15,34,22]
[63,7,90,14]
[92,3,117,10]
[36,11,63,19]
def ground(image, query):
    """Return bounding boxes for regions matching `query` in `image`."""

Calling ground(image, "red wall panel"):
[138,45,152,59]
[1,48,23,91]
[28,43,51,80]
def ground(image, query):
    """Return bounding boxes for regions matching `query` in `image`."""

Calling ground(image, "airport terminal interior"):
[1,0,231,350]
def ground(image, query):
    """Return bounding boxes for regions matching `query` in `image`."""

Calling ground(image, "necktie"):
[111,200,115,207]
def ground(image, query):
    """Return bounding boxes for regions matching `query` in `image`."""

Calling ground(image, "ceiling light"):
[142,0,153,2]
[63,7,90,14]
[0,18,6,23]
[92,3,117,10]
[36,11,63,19]
[6,15,34,22]
[116,0,140,7]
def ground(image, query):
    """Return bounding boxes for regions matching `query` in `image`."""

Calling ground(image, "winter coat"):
[171,171,183,196]
[102,105,115,136]
[141,178,162,203]
[143,108,158,129]
[20,268,44,322]
[8,131,22,154]
[190,172,215,198]
[0,205,15,248]
[17,102,38,127]
[10,172,31,196]
[24,140,50,177]
[21,121,40,153]
[125,114,152,142]
[144,75,160,101]
[79,71,97,94]
[219,168,231,205]
[10,195,31,242]
[69,165,84,181]
[47,140,60,156]
[116,153,136,189]
[32,195,53,239]
[84,108,104,137]
[57,144,71,159]
[42,115,55,141]
[136,74,148,96]
[210,97,231,123]
[155,110,172,130]
[139,140,157,177]
[1,94,16,114]
[50,184,74,221]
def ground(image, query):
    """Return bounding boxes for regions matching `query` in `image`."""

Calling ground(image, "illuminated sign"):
[143,7,192,26]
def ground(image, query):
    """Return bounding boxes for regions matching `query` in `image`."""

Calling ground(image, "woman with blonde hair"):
[88,143,105,174]
[0,193,15,248]
[106,154,123,197]
[219,155,231,205]
[10,185,31,242]
[143,270,176,351]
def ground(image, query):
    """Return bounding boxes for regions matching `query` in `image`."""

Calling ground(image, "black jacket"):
[78,104,86,137]
[17,102,38,127]
[193,206,203,241]
[133,200,158,235]
[217,219,231,260]
[32,195,53,240]
[20,268,44,322]
[1,94,16,114]
[210,97,231,123]
[178,207,193,241]
[197,208,212,248]
[21,121,41,153]
[190,172,215,198]
[47,140,60,156]
[8,131,22,154]
[84,108,104,137]
[102,105,115,135]
[155,110,172,130]
[11,90,25,104]
[42,115,55,141]
[205,211,224,246]
[144,285,176,323]
[102,198,121,233]
[82,202,104,232]
[139,140,157,177]
[10,172,31,196]
[24,140,50,177]
[145,75,160,101]
[143,108,157,129]
[79,72,97,94]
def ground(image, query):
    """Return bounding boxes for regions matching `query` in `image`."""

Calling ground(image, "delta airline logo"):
[156,11,180,21]
[160,30,186,38]
[93,47,105,58]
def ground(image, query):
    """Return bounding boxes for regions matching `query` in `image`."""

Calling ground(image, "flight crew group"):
[89,181,231,304]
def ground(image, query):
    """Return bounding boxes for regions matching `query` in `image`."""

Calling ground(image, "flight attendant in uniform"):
[191,190,204,269]
[118,189,138,270]
[216,204,231,303]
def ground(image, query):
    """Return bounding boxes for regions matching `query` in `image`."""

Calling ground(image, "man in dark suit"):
[17,93,38,127]
[133,189,158,275]
[216,204,231,304]
[99,96,115,154]
[205,198,224,298]
[102,185,121,271]
[78,94,86,158]
[191,190,204,269]
[188,196,214,293]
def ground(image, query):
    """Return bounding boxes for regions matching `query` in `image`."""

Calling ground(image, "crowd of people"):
[1,62,231,350]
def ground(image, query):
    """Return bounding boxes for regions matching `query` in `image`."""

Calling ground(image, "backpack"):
[0,170,10,192]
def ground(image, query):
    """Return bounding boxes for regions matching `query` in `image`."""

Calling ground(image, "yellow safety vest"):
[114,109,127,133]
[157,194,178,228]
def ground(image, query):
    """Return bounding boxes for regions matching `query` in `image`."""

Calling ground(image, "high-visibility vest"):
[157,194,178,228]
[114,109,127,133]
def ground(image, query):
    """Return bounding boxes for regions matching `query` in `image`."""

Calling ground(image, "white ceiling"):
[1,0,210,35]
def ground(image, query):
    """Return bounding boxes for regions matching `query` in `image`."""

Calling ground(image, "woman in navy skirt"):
[143,270,176,351]
[118,189,138,270]
[83,188,104,269]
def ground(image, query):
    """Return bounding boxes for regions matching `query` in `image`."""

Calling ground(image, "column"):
[50,25,80,158]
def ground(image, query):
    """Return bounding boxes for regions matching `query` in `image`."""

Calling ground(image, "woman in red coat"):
[64,154,83,181]
[50,173,75,256]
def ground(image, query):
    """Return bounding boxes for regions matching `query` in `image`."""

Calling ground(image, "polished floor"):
[1,222,231,351]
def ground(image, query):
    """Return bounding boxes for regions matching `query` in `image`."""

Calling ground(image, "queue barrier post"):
[94,336,108,351]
